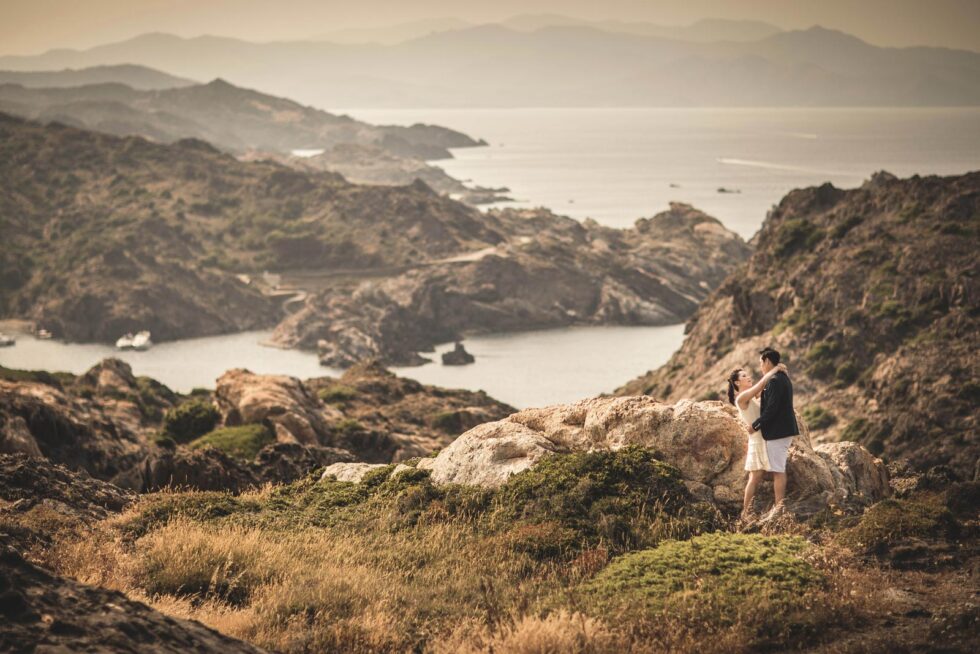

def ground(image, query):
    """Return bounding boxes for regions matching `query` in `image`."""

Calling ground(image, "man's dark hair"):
[759,347,781,365]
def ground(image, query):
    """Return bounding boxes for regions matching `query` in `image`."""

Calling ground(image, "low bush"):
[802,405,837,431]
[579,532,833,646]
[317,384,358,404]
[189,424,274,461]
[774,218,825,257]
[162,398,220,443]
[837,496,960,555]
[495,446,715,553]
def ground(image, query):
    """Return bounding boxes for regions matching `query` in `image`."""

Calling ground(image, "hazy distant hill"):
[0,64,195,90]
[313,15,782,45]
[1,25,977,107]
[0,78,482,158]
[313,17,473,44]
[497,14,783,42]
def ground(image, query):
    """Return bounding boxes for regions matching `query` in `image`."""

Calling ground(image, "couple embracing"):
[727,347,799,520]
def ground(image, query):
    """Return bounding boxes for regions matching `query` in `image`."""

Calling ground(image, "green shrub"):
[582,533,822,616]
[774,218,825,257]
[0,365,64,388]
[162,398,220,443]
[429,410,464,433]
[831,213,863,238]
[189,424,274,461]
[495,446,698,552]
[837,497,959,555]
[834,361,860,384]
[317,384,358,404]
[334,418,364,436]
[805,342,839,378]
[802,406,837,431]
[840,418,870,443]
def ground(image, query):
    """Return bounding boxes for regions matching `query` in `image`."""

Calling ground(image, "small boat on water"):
[0,333,15,347]
[131,330,153,351]
[36,329,52,340]
[117,330,152,351]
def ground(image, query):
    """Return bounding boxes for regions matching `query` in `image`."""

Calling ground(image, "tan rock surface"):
[215,369,343,446]
[418,396,889,515]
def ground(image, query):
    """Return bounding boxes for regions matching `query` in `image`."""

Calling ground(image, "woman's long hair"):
[727,368,743,406]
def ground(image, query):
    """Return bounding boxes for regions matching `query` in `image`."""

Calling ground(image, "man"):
[750,347,799,511]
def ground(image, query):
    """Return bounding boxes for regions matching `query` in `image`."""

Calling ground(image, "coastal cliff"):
[273,203,750,365]
[618,171,979,477]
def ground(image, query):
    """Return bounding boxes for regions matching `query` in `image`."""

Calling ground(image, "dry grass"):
[40,451,875,653]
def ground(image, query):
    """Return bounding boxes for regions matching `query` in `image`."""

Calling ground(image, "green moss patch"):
[581,533,822,618]
[189,424,274,461]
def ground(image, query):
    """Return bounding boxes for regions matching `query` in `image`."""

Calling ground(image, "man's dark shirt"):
[751,371,800,441]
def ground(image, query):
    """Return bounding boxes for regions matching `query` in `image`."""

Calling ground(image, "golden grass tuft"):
[36,449,880,653]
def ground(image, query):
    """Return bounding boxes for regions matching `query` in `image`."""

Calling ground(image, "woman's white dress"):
[738,398,771,471]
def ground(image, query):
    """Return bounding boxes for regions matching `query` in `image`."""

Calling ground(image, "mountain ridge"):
[2,25,977,108]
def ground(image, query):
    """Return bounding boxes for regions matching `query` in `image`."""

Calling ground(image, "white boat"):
[131,330,153,351]
[36,329,52,340]
[115,333,135,350]
[0,333,15,347]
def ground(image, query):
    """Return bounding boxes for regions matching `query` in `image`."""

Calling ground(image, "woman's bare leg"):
[742,470,764,517]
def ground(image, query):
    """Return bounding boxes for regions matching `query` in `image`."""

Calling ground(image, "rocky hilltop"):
[273,203,750,365]
[0,115,748,350]
[0,113,500,343]
[0,76,495,201]
[0,77,480,159]
[618,172,979,477]
[0,357,513,491]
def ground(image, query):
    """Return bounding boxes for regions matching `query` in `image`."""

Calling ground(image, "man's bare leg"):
[773,472,787,506]
[743,470,765,517]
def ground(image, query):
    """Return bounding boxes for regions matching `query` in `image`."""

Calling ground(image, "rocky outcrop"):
[0,453,135,553]
[617,172,979,477]
[415,396,889,516]
[0,114,501,343]
[306,360,516,460]
[0,376,148,480]
[442,342,475,365]
[0,357,514,493]
[251,442,355,485]
[319,462,389,483]
[0,546,267,653]
[215,369,342,446]
[274,204,750,366]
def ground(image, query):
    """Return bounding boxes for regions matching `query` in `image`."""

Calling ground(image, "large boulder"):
[215,369,342,445]
[417,396,889,516]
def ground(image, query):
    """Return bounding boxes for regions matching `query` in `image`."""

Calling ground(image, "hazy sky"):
[2,0,979,55]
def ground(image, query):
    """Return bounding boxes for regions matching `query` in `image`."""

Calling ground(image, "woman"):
[727,362,787,519]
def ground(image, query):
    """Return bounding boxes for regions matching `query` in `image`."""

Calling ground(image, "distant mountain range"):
[1,21,977,108]
[0,64,195,90]
[312,15,782,45]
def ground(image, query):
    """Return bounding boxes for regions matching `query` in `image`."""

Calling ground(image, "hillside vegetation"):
[618,171,979,476]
